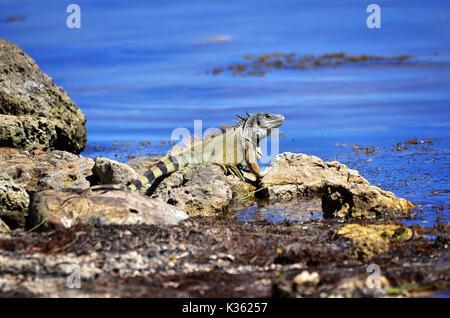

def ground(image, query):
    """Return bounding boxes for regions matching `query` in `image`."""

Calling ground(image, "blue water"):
[1,0,449,224]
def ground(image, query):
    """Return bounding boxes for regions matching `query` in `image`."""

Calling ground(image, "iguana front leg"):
[247,160,264,178]
[245,141,265,178]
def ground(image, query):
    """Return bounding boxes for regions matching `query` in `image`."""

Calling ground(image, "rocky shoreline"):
[0,217,448,297]
[1,147,447,298]
[0,147,416,231]
[0,38,448,298]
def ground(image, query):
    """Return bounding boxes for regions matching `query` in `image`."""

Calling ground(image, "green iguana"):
[90,112,284,192]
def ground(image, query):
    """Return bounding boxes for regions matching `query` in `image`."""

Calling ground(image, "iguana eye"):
[264,114,271,119]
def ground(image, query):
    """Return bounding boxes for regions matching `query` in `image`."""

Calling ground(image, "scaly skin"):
[90,112,284,192]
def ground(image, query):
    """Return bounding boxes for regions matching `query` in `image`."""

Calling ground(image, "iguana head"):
[241,112,284,144]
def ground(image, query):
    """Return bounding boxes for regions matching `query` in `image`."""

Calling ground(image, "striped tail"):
[126,154,186,191]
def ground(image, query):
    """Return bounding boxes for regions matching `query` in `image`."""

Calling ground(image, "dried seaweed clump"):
[210,52,412,77]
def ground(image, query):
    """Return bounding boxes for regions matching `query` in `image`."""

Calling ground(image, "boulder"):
[0,115,57,151]
[262,152,415,218]
[294,271,320,286]
[337,223,413,258]
[126,156,160,176]
[127,157,255,216]
[27,189,189,230]
[0,147,93,192]
[0,38,86,153]
[330,275,390,298]
[0,169,29,213]
[149,164,233,217]
[0,147,94,227]
[92,157,138,185]
[0,169,29,228]
[88,156,255,217]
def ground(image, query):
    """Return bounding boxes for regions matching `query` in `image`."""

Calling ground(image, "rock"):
[0,169,29,213]
[322,183,415,219]
[337,223,413,258]
[94,151,414,219]
[262,152,415,218]
[0,115,57,151]
[27,189,189,230]
[331,275,390,298]
[0,38,86,153]
[0,169,29,228]
[225,173,257,203]
[0,147,94,227]
[126,156,160,175]
[275,268,391,298]
[272,270,321,298]
[150,164,233,217]
[294,271,320,286]
[0,147,93,192]
[126,157,255,216]
[92,157,138,185]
